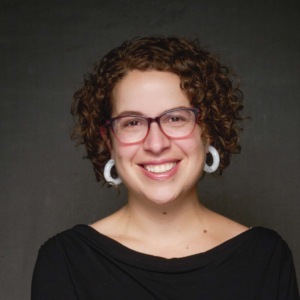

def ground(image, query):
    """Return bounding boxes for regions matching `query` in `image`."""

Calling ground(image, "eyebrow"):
[115,106,190,118]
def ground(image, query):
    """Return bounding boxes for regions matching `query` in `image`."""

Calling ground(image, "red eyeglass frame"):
[105,107,200,146]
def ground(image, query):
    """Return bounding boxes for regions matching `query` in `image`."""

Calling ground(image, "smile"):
[139,160,181,181]
[143,162,177,173]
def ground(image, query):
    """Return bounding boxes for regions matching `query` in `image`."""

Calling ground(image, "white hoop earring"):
[204,146,220,173]
[104,159,122,185]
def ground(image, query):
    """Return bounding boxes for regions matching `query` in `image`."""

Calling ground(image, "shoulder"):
[32,228,84,298]
[234,225,297,270]
[249,226,286,247]
[33,227,82,284]
[249,226,291,255]
[249,226,299,293]
[37,226,82,261]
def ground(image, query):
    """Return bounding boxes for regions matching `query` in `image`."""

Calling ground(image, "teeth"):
[144,163,177,173]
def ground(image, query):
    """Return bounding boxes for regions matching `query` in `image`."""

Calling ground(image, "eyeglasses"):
[106,107,200,145]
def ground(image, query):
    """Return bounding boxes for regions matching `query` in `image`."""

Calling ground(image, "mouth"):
[138,160,181,180]
[143,162,178,174]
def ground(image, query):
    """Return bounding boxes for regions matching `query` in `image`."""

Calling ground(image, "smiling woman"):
[31,37,299,300]
[72,37,244,183]
[105,70,207,204]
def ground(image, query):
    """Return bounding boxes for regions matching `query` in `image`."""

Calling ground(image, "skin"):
[91,70,249,259]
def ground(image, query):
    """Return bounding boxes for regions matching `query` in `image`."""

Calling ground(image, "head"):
[71,36,244,200]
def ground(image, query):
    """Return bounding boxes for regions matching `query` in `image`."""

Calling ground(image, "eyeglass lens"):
[112,109,196,144]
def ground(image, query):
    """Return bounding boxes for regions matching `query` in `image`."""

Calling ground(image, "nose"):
[143,121,171,154]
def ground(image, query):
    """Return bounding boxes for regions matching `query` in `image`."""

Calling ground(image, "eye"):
[125,120,140,127]
[164,115,187,123]
[120,117,147,129]
[168,116,185,122]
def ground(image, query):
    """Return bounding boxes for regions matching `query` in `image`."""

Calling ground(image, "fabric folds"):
[31,225,300,300]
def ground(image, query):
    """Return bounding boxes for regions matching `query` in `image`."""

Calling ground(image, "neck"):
[116,185,208,245]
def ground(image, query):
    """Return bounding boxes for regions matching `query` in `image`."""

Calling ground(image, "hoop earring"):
[204,146,220,173]
[104,159,122,185]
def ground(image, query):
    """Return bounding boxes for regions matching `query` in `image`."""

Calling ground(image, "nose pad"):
[143,121,171,153]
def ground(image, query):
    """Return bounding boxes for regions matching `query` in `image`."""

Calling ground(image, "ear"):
[100,126,114,158]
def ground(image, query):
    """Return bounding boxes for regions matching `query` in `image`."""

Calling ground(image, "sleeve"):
[277,240,300,300]
[31,238,78,300]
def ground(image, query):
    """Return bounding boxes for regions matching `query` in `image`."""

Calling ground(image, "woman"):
[31,37,299,299]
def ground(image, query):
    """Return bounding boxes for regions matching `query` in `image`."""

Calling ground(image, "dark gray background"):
[1,0,300,299]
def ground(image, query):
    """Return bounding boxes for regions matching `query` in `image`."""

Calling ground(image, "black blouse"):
[31,224,299,299]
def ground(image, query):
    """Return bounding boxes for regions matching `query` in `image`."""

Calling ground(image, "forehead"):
[111,70,190,117]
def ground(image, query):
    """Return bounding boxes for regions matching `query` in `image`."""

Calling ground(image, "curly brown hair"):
[71,36,244,184]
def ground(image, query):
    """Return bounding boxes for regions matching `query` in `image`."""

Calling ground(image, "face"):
[108,70,209,204]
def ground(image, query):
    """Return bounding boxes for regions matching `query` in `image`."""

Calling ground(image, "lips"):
[143,162,177,173]
[138,160,181,180]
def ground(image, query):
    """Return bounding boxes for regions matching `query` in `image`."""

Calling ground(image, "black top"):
[31,224,299,300]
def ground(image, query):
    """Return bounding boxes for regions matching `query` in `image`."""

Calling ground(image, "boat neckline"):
[71,224,260,272]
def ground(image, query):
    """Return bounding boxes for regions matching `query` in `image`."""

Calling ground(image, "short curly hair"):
[71,36,244,184]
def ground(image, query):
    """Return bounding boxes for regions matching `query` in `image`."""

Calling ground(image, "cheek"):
[175,134,205,155]
[174,134,207,172]
[113,145,140,168]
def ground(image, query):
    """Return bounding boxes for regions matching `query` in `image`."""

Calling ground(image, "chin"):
[143,188,180,205]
